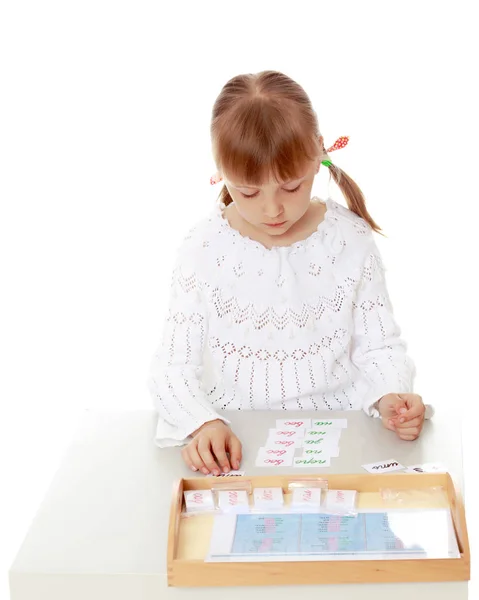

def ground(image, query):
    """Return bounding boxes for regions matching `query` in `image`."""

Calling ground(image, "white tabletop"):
[9,408,468,599]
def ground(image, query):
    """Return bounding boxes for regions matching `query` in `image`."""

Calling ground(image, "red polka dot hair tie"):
[325,135,349,153]
[210,135,349,184]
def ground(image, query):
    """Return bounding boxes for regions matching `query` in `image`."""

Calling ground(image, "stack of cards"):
[255,417,348,468]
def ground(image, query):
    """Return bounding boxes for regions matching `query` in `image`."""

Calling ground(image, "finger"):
[398,434,419,441]
[398,402,425,422]
[382,417,397,432]
[396,426,421,440]
[181,447,195,471]
[391,415,424,429]
[211,439,231,473]
[227,435,243,470]
[198,438,221,476]
[186,443,206,473]
[181,447,198,472]
[393,398,408,416]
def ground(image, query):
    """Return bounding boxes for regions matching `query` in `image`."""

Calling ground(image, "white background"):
[1,0,477,597]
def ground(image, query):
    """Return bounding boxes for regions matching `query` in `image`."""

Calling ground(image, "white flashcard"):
[268,428,305,440]
[257,446,295,459]
[264,438,297,449]
[276,418,311,430]
[301,437,340,456]
[255,447,294,467]
[293,456,331,468]
[304,428,342,442]
[267,428,304,448]
[254,487,284,508]
[291,487,322,509]
[207,470,245,477]
[404,462,448,474]
[184,489,215,513]
[362,459,405,474]
[310,418,348,429]
[217,490,249,513]
[301,446,339,459]
[324,489,357,512]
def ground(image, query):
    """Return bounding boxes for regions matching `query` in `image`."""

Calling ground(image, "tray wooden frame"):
[167,472,470,587]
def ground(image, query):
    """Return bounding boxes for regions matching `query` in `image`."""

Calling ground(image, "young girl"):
[148,70,429,476]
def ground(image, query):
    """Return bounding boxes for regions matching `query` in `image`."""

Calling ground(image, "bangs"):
[213,99,320,186]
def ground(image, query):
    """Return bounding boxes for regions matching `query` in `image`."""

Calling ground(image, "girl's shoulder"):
[173,205,226,267]
[326,197,372,238]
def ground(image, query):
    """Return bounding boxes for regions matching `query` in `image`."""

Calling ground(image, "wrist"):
[190,419,227,438]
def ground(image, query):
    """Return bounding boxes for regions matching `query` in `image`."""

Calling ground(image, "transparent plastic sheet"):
[207,508,461,561]
[206,485,460,561]
[379,486,449,508]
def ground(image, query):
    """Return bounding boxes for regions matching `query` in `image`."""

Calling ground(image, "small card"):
[404,462,448,474]
[324,489,357,512]
[217,489,249,513]
[310,418,347,429]
[256,447,294,467]
[304,428,342,442]
[362,459,405,474]
[301,446,339,458]
[184,489,215,512]
[207,470,245,477]
[293,456,331,468]
[276,418,311,430]
[267,428,304,448]
[264,438,297,449]
[268,428,305,439]
[301,437,340,456]
[291,487,322,509]
[254,487,284,508]
[258,446,295,460]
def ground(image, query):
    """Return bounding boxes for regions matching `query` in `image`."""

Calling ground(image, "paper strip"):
[362,459,405,474]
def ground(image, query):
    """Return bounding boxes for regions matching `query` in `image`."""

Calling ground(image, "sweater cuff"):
[154,413,231,448]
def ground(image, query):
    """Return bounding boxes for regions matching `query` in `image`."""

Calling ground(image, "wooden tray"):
[167,472,470,587]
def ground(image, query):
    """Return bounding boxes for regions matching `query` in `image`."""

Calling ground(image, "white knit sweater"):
[148,196,416,447]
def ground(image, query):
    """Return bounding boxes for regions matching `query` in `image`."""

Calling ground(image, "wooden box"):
[167,472,470,587]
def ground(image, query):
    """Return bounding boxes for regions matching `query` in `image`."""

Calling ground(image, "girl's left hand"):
[378,393,426,441]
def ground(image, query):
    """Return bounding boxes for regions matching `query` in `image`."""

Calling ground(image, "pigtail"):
[327,162,383,235]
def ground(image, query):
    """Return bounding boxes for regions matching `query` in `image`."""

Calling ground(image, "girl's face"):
[223,158,320,237]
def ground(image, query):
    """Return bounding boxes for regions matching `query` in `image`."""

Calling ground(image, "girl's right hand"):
[182,420,242,476]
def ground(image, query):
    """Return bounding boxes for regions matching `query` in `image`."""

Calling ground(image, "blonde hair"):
[210,70,381,234]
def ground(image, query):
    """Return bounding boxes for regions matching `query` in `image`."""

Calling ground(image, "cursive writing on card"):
[362,459,405,474]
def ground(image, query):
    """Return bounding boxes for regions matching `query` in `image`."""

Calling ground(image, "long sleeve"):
[148,242,229,447]
[350,237,416,417]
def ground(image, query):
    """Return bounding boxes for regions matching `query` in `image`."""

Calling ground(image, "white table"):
[9,409,469,599]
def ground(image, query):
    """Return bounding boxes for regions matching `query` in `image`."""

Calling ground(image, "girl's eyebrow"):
[236,174,307,189]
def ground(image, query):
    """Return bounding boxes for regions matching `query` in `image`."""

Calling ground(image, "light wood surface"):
[168,472,470,587]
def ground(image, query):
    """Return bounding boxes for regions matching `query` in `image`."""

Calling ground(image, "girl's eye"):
[240,183,302,199]
[285,183,302,194]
